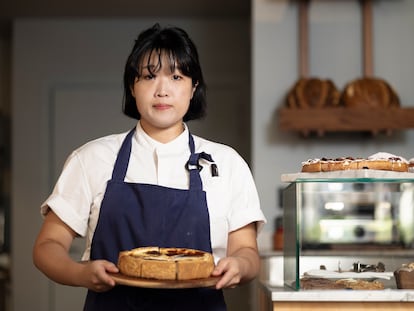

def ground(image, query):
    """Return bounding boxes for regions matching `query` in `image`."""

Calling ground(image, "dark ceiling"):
[0,0,250,19]
[0,0,250,36]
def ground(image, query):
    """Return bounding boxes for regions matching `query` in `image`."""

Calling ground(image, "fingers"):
[101,261,119,288]
[103,261,119,274]
[212,258,241,289]
[84,260,118,292]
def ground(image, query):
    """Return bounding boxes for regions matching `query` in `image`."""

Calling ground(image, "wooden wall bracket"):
[279,0,414,137]
[297,0,374,77]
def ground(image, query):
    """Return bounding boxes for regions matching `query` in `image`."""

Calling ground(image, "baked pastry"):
[300,278,384,290]
[409,158,414,173]
[394,262,414,289]
[286,77,340,108]
[301,157,361,172]
[301,153,408,173]
[366,152,408,172]
[335,279,384,290]
[341,77,400,108]
[301,158,322,173]
[118,246,215,280]
[300,278,347,290]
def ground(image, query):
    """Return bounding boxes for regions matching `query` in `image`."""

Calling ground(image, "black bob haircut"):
[122,23,207,121]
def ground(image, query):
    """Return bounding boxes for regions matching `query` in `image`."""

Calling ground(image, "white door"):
[11,19,250,311]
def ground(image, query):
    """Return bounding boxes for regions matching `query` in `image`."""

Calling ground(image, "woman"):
[33,23,266,310]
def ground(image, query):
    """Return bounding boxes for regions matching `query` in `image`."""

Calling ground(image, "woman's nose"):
[155,79,169,97]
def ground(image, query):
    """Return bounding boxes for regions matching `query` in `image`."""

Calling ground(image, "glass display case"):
[282,174,414,290]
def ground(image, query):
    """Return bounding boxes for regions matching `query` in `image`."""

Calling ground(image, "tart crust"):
[118,246,215,280]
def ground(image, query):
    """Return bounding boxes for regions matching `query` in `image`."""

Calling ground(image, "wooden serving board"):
[109,273,220,289]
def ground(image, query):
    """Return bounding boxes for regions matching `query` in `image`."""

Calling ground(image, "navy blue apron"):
[84,128,226,311]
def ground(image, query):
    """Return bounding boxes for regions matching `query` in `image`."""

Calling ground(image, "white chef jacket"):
[41,122,266,262]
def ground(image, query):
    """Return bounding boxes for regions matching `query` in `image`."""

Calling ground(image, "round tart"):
[118,246,215,281]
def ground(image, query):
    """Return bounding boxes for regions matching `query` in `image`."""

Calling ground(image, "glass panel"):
[283,180,414,290]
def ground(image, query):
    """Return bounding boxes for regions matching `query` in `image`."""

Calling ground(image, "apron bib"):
[84,129,226,311]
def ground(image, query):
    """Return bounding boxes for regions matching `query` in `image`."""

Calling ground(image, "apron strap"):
[111,128,135,181]
[186,134,214,191]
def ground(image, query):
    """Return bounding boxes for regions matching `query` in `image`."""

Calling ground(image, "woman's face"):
[131,52,196,139]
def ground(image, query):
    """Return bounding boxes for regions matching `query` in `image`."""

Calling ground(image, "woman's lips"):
[153,103,171,110]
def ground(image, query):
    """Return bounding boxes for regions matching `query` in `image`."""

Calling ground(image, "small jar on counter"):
[273,216,284,251]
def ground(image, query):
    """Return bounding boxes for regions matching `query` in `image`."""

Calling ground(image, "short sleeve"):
[41,151,93,237]
[226,152,266,234]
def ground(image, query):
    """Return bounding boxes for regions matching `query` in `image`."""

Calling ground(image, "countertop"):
[260,281,414,302]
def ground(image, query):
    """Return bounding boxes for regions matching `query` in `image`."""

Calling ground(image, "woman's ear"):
[192,82,198,97]
[130,78,138,98]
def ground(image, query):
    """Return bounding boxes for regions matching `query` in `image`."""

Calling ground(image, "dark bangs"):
[138,38,195,80]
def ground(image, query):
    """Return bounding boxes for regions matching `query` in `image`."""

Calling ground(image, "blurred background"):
[1,0,414,310]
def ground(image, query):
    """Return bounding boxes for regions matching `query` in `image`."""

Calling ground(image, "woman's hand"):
[33,210,118,292]
[211,256,245,289]
[78,260,119,292]
[211,223,260,289]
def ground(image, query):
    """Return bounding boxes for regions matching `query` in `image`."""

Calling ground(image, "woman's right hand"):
[78,260,119,292]
[33,210,118,292]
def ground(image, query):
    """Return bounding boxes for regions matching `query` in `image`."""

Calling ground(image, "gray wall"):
[253,0,414,249]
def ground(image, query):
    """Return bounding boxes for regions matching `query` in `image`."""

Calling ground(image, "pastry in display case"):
[394,262,414,289]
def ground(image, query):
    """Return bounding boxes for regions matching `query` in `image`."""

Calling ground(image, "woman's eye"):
[136,75,153,81]
[172,75,182,81]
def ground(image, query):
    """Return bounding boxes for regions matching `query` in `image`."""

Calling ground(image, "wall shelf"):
[278,107,414,136]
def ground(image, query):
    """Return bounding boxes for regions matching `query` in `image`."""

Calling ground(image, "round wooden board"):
[109,273,220,289]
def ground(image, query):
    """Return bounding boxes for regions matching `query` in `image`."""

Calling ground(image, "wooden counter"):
[258,282,414,311]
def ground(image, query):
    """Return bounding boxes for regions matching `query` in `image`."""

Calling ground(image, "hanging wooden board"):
[278,107,414,136]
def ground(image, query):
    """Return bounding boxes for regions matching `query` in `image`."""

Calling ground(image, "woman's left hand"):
[211,256,244,289]
[211,223,260,289]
